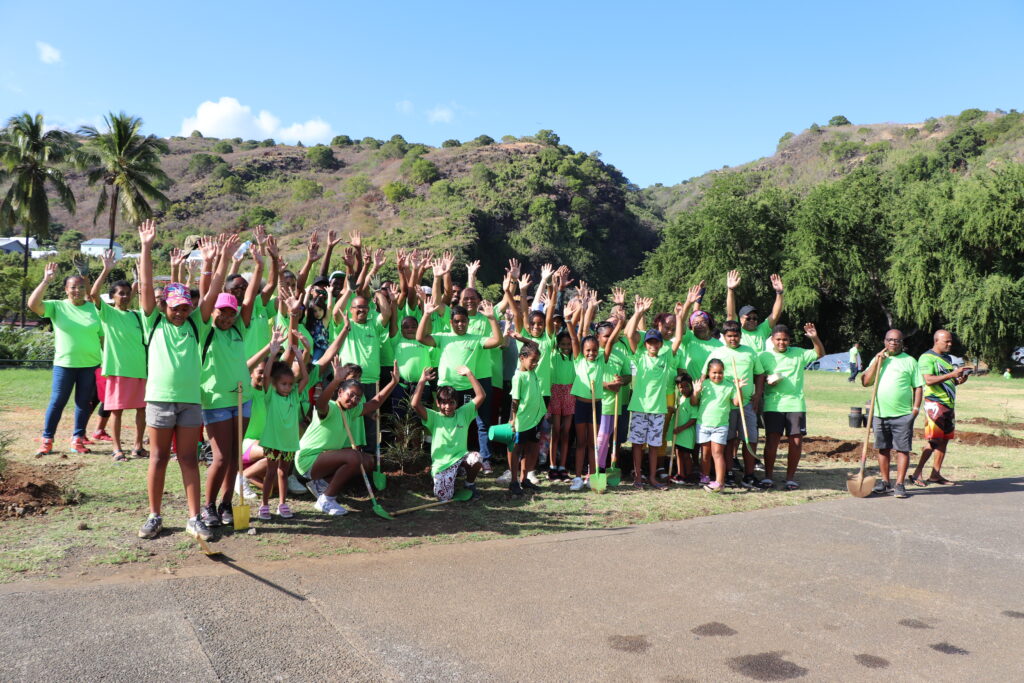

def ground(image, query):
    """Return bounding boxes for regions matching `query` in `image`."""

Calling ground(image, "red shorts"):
[923,401,955,443]
[548,383,575,417]
[104,376,148,411]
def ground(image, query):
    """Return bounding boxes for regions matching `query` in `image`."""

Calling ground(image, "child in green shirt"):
[258,333,309,520]
[548,331,576,481]
[508,342,544,496]
[411,365,486,501]
[692,359,745,493]
[670,372,697,485]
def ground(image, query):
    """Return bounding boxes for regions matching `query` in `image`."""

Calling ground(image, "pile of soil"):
[798,437,861,463]
[0,461,69,518]
[914,429,1024,449]
[961,417,1024,431]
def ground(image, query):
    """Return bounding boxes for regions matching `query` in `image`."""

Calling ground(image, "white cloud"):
[36,41,61,64]
[179,97,333,144]
[395,100,414,115]
[426,104,455,124]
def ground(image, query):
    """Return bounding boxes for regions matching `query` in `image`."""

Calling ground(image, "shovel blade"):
[372,503,394,520]
[452,488,474,502]
[372,470,387,491]
[591,473,607,493]
[196,537,221,556]
[232,505,250,531]
[847,474,877,498]
[606,467,621,487]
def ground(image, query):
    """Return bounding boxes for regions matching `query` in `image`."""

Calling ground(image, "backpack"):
[147,314,200,350]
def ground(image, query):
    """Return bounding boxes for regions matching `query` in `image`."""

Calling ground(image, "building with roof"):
[80,238,123,260]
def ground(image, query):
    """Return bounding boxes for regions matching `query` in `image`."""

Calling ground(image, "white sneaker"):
[569,476,584,491]
[287,474,306,495]
[314,494,348,516]
[526,471,540,485]
[306,478,328,498]
[237,474,258,500]
[496,469,513,485]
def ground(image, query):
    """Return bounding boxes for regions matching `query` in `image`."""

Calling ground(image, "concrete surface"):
[2,478,1023,681]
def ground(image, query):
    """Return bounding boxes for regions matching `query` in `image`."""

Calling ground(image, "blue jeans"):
[42,365,98,439]
[475,377,493,462]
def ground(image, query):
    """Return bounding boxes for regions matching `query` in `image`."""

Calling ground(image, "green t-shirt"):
[340,318,388,383]
[519,330,555,396]
[602,344,632,415]
[294,400,365,475]
[874,352,924,418]
[511,368,544,432]
[918,351,956,408]
[435,332,486,390]
[463,312,499,382]
[200,319,251,409]
[423,402,477,475]
[244,297,273,361]
[43,300,101,368]
[681,330,722,382]
[96,302,147,378]
[740,320,772,352]
[672,399,697,449]
[571,355,607,400]
[393,335,432,384]
[848,346,860,366]
[260,386,301,452]
[697,379,732,428]
[245,384,266,440]
[143,309,209,404]
[759,347,819,412]
[628,350,675,414]
[551,351,575,385]
[702,344,764,405]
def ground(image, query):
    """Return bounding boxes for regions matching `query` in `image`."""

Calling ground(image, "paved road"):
[2,478,1023,681]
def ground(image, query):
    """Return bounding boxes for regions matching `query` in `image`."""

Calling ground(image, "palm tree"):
[79,112,170,250]
[0,113,78,325]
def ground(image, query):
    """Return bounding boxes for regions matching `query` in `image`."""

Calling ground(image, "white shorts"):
[628,412,665,447]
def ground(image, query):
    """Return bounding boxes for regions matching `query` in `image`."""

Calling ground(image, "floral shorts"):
[433,451,481,501]
[264,449,295,463]
[548,384,575,417]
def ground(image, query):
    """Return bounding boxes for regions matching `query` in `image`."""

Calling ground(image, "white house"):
[80,239,123,261]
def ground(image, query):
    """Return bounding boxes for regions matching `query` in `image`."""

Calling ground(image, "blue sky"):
[2,0,1023,187]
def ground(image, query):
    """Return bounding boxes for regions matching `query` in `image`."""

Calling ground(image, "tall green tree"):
[0,113,78,324]
[79,113,170,249]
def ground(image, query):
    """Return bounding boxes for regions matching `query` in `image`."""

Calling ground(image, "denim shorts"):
[202,400,253,425]
[697,423,729,446]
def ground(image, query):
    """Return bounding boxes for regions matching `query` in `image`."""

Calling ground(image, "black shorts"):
[573,398,600,424]
[763,411,807,437]
[515,425,540,444]
[873,414,915,453]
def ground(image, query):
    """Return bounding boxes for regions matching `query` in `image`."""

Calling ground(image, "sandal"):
[703,482,723,493]
[908,474,929,487]
[650,481,668,491]
[927,474,955,485]
[131,448,149,459]
[632,479,645,490]
[111,450,128,462]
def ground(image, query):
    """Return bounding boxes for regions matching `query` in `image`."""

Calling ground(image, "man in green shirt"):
[726,269,784,352]
[758,323,825,490]
[847,343,862,382]
[860,330,924,499]
[910,329,969,487]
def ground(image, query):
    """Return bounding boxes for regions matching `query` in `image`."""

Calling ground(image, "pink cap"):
[164,283,192,308]
[215,293,239,311]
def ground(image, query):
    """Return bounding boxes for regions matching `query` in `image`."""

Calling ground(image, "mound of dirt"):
[915,429,1024,449]
[0,462,69,517]
[961,417,1024,431]
[799,437,861,463]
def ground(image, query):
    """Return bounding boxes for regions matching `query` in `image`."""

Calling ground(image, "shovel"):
[232,382,251,531]
[342,413,393,519]
[606,393,622,487]
[730,357,757,460]
[372,381,386,491]
[195,536,222,557]
[589,381,607,493]
[848,356,882,498]
[392,488,473,516]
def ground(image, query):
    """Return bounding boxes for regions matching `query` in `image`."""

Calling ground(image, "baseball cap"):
[215,293,238,311]
[329,270,345,281]
[739,305,758,318]
[312,276,330,288]
[164,283,192,308]
[644,329,664,343]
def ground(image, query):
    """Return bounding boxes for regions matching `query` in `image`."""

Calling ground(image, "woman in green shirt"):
[29,262,102,456]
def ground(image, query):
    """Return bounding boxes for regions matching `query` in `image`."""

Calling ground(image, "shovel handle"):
[730,357,754,457]
[860,355,884,475]
[236,382,245,506]
[611,392,619,467]
[375,381,381,468]
[392,499,457,516]
[342,413,377,503]
[590,381,599,471]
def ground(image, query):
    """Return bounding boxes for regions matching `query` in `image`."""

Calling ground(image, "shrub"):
[472,134,495,146]
[809,123,822,134]
[441,138,461,148]
[190,130,203,138]
[923,118,939,133]
[260,138,275,147]
[937,127,985,170]
[957,108,986,126]
[408,158,440,185]
[211,162,232,180]
[57,230,85,251]
[777,131,795,149]
[501,135,517,143]
[331,135,353,146]
[238,140,258,151]
[471,163,495,185]
[187,153,224,177]
[307,145,340,170]
[360,137,382,149]
[211,141,234,154]
[382,181,413,203]
[238,206,276,228]
[292,178,324,201]
[828,115,852,126]
[343,173,373,198]
[379,139,409,159]
[535,129,560,146]
[0,326,54,362]
[857,127,872,136]
[219,176,247,196]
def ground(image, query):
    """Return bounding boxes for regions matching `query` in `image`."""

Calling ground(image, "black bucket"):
[849,406,863,428]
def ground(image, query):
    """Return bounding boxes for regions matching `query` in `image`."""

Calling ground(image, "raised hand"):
[456,365,472,377]
[372,248,386,269]
[540,263,554,280]
[221,233,240,261]
[431,257,450,279]
[327,229,343,248]
[478,299,495,317]
[674,301,685,317]
[422,300,439,316]
[307,231,323,263]
[348,230,362,249]
[466,259,481,277]
[507,258,521,280]
[265,234,279,259]
[727,269,741,290]
[518,273,532,294]
[270,325,286,349]
[564,298,581,318]
[198,236,218,262]
[501,272,514,294]
[138,219,157,246]
[250,240,265,266]
[693,377,704,394]
[803,322,818,338]
[331,356,342,376]
[685,281,704,306]
[421,366,438,383]
[342,246,357,270]
[612,287,626,306]
[43,262,58,282]
[770,273,784,293]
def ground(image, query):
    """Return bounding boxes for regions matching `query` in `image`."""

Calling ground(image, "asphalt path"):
[2,477,1023,681]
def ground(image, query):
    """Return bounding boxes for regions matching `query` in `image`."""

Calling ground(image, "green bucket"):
[488,423,515,445]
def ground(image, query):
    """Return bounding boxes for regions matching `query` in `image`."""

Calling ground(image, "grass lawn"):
[1,367,1023,584]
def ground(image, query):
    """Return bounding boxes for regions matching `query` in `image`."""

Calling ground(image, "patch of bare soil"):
[961,417,1024,431]
[915,429,1024,449]
[0,461,77,518]
[800,437,861,463]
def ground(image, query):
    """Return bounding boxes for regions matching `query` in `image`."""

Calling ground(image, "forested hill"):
[47,131,661,292]
[628,109,1024,363]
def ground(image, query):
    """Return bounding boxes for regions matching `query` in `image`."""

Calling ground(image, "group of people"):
[28,223,967,542]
